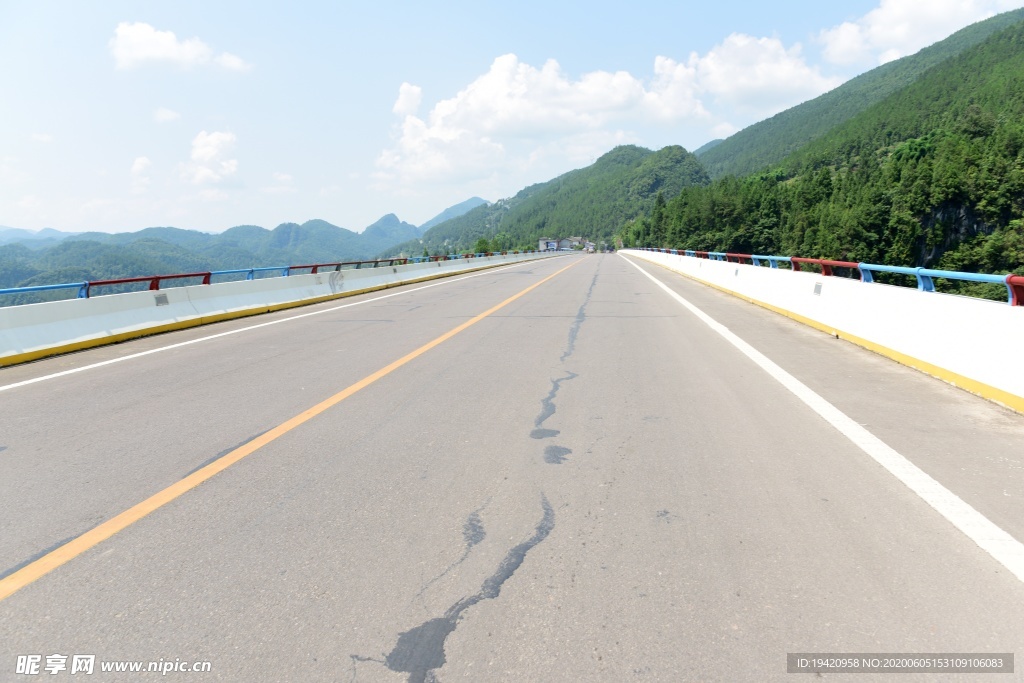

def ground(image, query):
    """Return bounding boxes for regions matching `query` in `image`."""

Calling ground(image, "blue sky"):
[3,0,1022,233]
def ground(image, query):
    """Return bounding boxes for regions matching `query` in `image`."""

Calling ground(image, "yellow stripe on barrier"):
[0,260,543,368]
[631,254,1024,415]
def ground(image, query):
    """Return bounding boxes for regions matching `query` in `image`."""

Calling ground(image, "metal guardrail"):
[0,252,540,304]
[640,248,1024,306]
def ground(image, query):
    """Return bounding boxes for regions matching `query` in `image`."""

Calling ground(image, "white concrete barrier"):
[0,252,559,366]
[623,249,1024,412]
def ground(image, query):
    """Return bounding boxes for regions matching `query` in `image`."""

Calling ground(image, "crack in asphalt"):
[411,500,491,604]
[560,269,598,362]
[530,371,577,439]
[356,495,555,683]
[532,265,600,462]
[543,445,572,464]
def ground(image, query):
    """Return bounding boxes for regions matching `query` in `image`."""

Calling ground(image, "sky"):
[2,0,1023,234]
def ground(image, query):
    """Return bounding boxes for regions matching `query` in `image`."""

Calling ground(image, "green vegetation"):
[1,197,498,300]
[697,8,1024,179]
[418,197,489,231]
[387,145,709,256]
[0,217,422,299]
[621,16,1024,298]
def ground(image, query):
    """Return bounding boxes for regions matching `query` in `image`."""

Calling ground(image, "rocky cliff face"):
[919,202,993,266]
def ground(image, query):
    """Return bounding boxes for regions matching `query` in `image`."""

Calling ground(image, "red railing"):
[790,257,861,277]
[1007,275,1024,306]
[87,272,212,292]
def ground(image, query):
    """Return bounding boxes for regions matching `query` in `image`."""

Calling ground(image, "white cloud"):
[131,157,152,175]
[376,54,710,187]
[711,122,739,138]
[690,34,842,114]
[131,156,152,194]
[180,131,237,184]
[216,52,252,71]
[272,172,292,183]
[393,83,422,116]
[818,0,1024,65]
[108,22,251,71]
[377,43,836,187]
[154,107,181,123]
[31,133,53,143]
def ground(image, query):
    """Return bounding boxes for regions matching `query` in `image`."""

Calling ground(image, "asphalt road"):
[1,253,1023,682]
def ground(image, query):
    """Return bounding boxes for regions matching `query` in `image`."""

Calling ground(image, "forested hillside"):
[697,8,1024,179]
[0,216,420,294]
[621,18,1024,296]
[387,145,709,255]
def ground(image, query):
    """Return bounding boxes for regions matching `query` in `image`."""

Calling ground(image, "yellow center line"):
[0,257,582,603]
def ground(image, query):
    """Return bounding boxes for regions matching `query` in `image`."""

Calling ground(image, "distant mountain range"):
[0,201,481,294]
[0,227,81,246]
[384,145,709,256]
[620,8,1024,298]
[418,197,489,232]
[8,8,1024,300]
[695,7,1024,178]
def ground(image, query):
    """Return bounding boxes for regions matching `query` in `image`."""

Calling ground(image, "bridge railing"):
[0,251,542,305]
[639,248,1023,306]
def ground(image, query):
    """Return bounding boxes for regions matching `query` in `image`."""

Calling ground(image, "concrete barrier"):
[623,249,1024,413]
[0,252,559,367]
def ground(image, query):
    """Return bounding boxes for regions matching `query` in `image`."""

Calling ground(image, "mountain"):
[418,197,489,231]
[0,227,80,247]
[698,8,1024,179]
[385,145,709,255]
[361,214,421,248]
[693,139,724,156]
[0,215,422,300]
[621,15,1024,298]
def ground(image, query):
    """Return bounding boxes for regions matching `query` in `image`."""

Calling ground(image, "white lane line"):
[623,254,1024,585]
[0,259,556,393]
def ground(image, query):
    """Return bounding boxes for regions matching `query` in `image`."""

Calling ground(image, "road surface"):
[1,253,1022,681]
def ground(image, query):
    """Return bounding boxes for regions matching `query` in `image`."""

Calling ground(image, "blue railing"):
[0,251,542,306]
[0,282,90,299]
[636,248,1024,306]
[857,264,1013,301]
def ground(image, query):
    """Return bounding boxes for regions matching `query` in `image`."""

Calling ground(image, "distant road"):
[2,253,1023,681]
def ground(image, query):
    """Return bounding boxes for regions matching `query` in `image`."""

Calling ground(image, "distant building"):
[541,236,591,251]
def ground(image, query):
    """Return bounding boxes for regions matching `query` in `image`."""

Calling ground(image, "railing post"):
[1007,274,1024,306]
[915,268,935,292]
[858,264,873,283]
[78,283,90,298]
